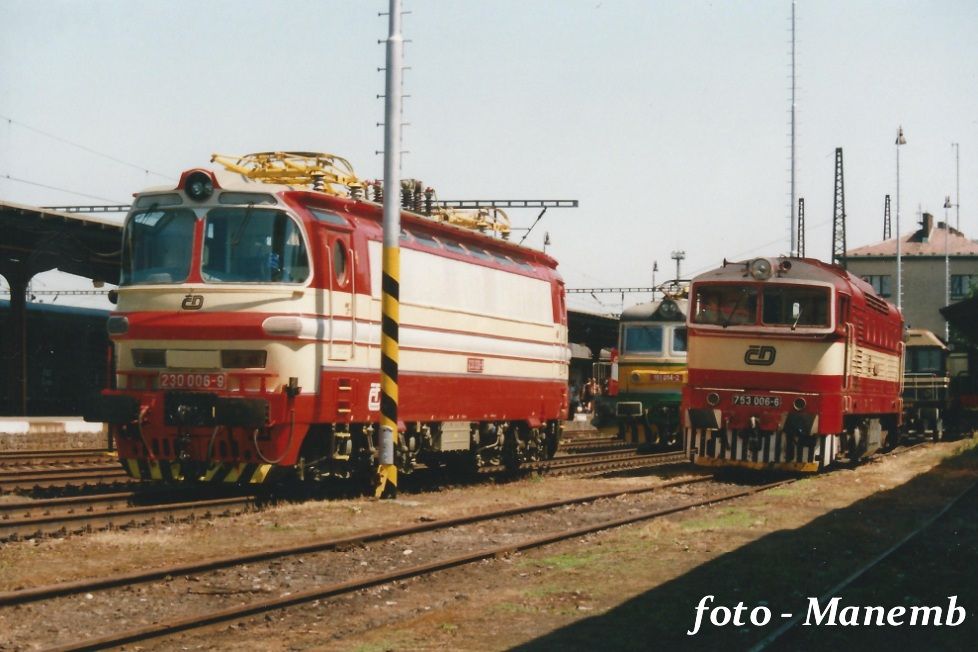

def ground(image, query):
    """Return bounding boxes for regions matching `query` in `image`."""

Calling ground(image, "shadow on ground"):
[513,446,978,652]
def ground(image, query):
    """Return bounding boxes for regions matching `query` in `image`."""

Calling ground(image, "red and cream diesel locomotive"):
[86,153,569,484]
[683,256,903,471]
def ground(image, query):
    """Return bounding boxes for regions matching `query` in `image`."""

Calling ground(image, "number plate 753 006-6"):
[731,394,781,408]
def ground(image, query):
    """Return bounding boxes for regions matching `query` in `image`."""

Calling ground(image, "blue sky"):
[1,0,976,313]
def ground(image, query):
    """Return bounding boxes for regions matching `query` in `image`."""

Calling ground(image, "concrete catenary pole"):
[376,0,403,499]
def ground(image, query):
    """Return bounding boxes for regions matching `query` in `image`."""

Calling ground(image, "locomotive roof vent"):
[747,257,773,280]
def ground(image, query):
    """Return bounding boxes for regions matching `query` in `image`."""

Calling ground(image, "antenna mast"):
[788,0,798,256]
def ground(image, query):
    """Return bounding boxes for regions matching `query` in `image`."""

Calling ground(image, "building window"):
[862,275,892,297]
[950,274,978,299]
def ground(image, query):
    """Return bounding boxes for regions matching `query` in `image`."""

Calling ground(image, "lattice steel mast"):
[883,194,891,240]
[797,197,805,257]
[832,147,846,268]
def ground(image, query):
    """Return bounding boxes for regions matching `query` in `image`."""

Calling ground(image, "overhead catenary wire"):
[0,112,175,180]
[1,173,124,203]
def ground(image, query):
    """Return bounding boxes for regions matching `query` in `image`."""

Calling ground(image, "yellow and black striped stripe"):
[119,458,273,484]
[376,245,400,498]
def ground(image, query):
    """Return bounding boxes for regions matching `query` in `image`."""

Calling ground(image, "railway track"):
[0,490,258,541]
[2,473,793,651]
[0,448,113,468]
[558,434,633,453]
[0,445,681,540]
[527,447,685,475]
[0,463,132,495]
[0,440,948,649]
[749,472,978,651]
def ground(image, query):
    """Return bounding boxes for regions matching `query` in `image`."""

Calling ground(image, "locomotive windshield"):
[622,324,688,355]
[906,348,944,375]
[693,285,758,326]
[693,283,830,328]
[121,209,196,285]
[121,207,311,285]
[202,208,309,283]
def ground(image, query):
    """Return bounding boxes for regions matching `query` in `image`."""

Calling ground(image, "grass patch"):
[680,507,755,532]
[533,551,601,570]
[524,584,565,599]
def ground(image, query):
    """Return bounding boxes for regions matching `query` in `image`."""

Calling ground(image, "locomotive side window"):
[442,239,468,255]
[201,208,309,283]
[333,240,348,285]
[623,324,663,354]
[693,285,758,326]
[672,327,688,353]
[309,208,349,227]
[121,209,196,285]
[761,286,829,327]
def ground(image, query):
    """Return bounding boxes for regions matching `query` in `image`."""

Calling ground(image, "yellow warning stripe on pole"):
[376,245,400,498]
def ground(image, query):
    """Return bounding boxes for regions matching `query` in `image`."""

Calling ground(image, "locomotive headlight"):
[793,397,807,411]
[185,171,214,202]
[706,392,721,406]
[748,258,773,280]
[106,315,129,335]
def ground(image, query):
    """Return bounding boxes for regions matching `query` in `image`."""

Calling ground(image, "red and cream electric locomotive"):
[683,256,903,471]
[87,152,568,484]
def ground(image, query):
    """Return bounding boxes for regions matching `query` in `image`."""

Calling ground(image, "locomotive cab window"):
[121,208,196,285]
[623,324,664,354]
[201,208,309,283]
[672,326,688,353]
[907,348,944,375]
[693,285,758,326]
[761,286,829,328]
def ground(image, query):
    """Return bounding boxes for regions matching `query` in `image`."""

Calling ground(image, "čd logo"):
[181,294,204,310]
[744,345,776,366]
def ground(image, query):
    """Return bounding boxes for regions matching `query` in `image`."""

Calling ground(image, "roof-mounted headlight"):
[748,258,773,280]
[185,171,214,202]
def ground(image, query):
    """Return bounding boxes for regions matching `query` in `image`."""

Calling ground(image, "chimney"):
[921,212,934,235]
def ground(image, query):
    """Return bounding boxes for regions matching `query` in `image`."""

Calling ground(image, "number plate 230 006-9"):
[732,394,781,408]
[159,373,226,390]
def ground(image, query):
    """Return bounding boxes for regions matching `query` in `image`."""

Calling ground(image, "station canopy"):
[1,200,123,415]
[0,200,122,285]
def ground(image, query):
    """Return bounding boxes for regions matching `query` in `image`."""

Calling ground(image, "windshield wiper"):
[231,203,255,246]
[722,288,749,328]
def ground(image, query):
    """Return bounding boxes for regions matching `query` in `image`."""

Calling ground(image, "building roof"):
[0,200,122,284]
[846,213,978,258]
[905,328,947,349]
